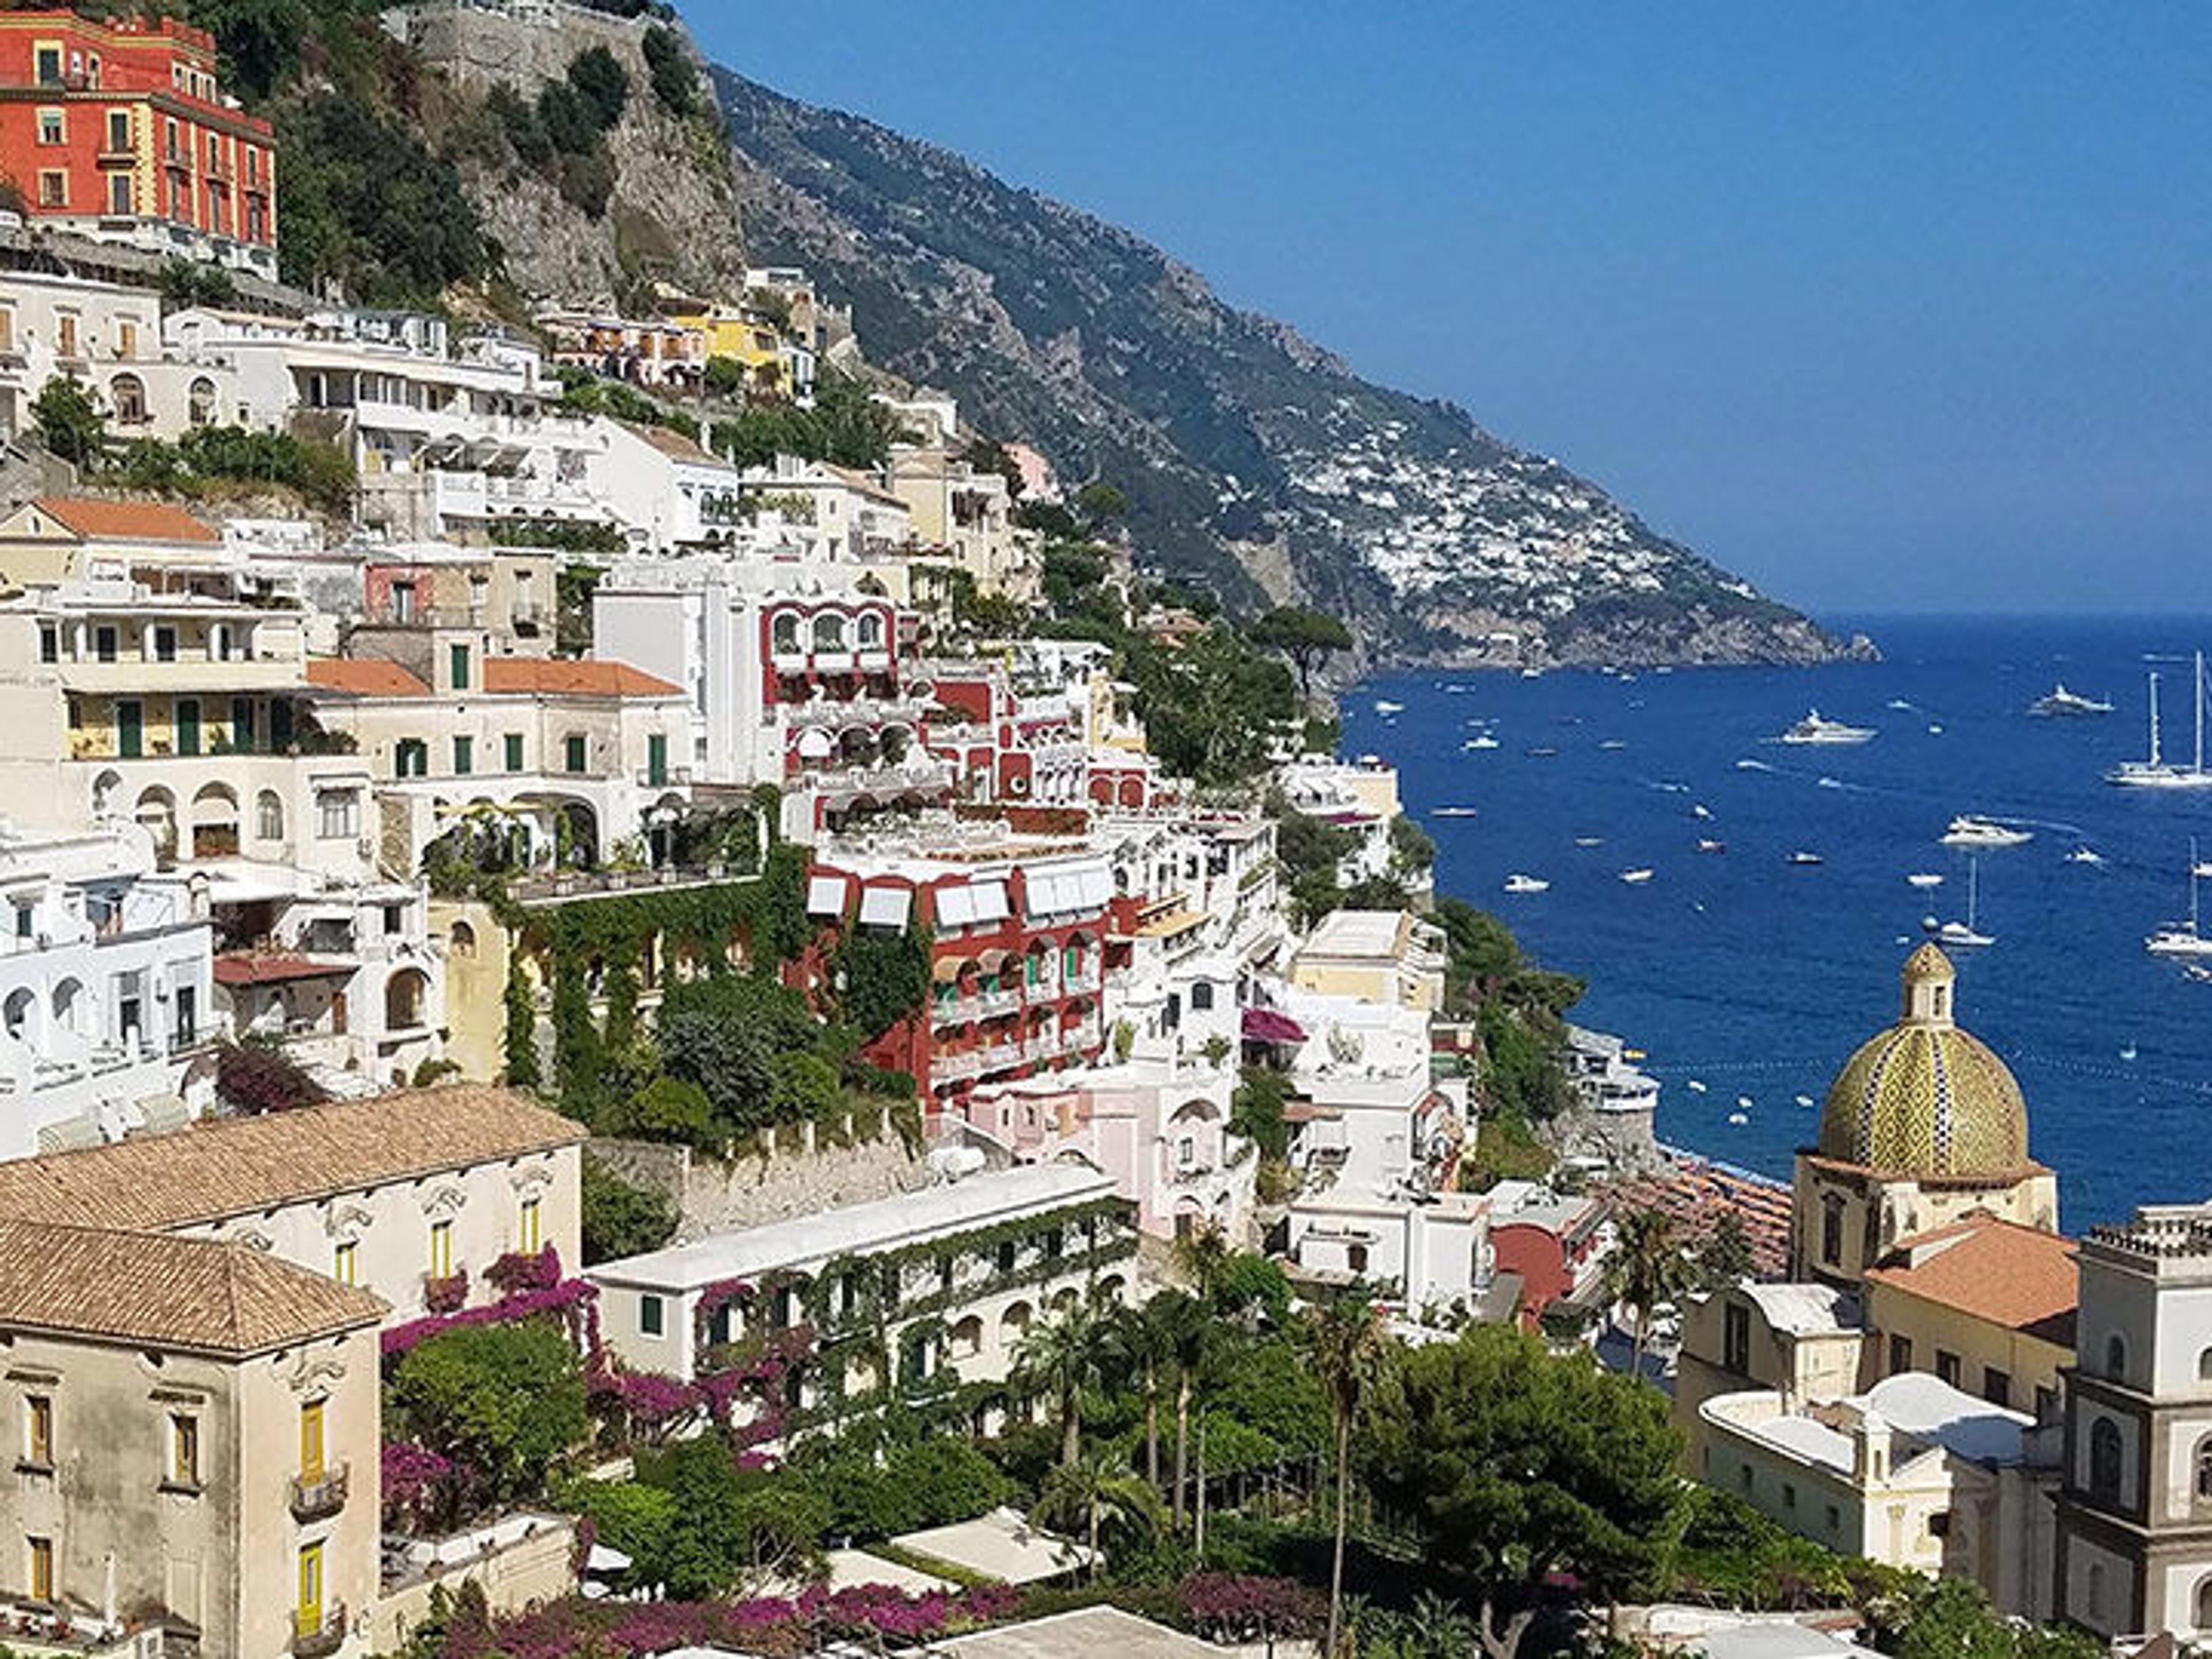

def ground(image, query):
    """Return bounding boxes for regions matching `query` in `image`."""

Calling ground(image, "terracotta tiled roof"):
[212,950,355,987]
[306,658,430,696]
[29,496,219,544]
[0,1086,585,1232]
[482,658,682,698]
[1863,1215,2078,1346]
[0,1219,384,1355]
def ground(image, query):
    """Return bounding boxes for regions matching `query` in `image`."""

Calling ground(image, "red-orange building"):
[0,12,276,276]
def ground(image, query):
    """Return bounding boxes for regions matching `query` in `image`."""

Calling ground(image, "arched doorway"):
[384,968,430,1033]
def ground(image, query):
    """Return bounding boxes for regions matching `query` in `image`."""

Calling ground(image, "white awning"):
[1021,869,1065,919]
[1073,865,1113,910]
[806,874,846,916]
[858,885,911,930]
[933,884,975,927]
[969,878,1009,923]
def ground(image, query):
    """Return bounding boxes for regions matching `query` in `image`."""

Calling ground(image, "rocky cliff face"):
[399,4,751,302]
[712,67,1865,666]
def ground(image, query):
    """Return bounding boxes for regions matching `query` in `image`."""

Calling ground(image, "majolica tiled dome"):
[1817,944,2029,1176]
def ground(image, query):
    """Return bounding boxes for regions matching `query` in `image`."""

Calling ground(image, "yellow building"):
[1862,1214,2076,1421]
[1288,908,1446,1013]
[672,302,791,399]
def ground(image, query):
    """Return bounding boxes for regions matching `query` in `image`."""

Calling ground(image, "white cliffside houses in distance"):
[0,819,215,1157]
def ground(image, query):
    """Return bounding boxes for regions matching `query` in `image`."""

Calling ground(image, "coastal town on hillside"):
[0,7,2194,1659]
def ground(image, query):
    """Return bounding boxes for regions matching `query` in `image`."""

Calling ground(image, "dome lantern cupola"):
[1900,942,1955,1027]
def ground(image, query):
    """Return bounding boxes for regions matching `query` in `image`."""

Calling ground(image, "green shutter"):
[174,698,200,756]
[647,733,667,787]
[449,642,470,690]
[565,734,586,773]
[453,735,472,775]
[504,733,523,772]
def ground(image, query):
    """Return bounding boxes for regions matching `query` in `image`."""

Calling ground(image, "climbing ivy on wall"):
[830,925,931,1043]
[505,844,815,1121]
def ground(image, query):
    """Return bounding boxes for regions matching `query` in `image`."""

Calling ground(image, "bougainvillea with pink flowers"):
[441,1581,1023,1659]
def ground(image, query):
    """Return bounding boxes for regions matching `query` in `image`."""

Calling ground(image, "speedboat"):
[1691,803,1713,820]
[1906,872,1945,888]
[1573,836,1605,848]
[1520,667,1543,680]
[2066,846,2105,865]
[1696,839,1726,854]
[1464,734,1500,751]
[1787,851,1824,866]
[1778,709,1876,745]
[1374,699,1404,714]
[1941,816,2032,849]
[1619,868,1655,885]
[1599,739,1628,751]
[1502,874,1550,895]
[2031,683,2114,717]
[1432,806,1479,818]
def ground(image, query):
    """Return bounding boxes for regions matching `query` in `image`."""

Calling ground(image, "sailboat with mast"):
[1937,858,1994,948]
[2109,652,2212,789]
[2146,840,2212,958]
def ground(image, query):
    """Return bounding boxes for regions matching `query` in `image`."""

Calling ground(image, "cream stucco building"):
[0,1085,583,1324]
[0,1218,384,1658]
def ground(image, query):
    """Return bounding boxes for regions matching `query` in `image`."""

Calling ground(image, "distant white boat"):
[1941,816,2032,849]
[1599,738,1628,751]
[1691,803,1714,820]
[1937,858,1995,948]
[2120,1042,2139,1062]
[2146,839,2212,959]
[1685,1079,1708,1094]
[1887,698,1915,711]
[1574,836,1605,847]
[1736,1095,1755,1109]
[1907,872,1945,888]
[1502,873,1550,895]
[1794,1094,1815,1108]
[1520,667,1543,680]
[1927,724,1945,734]
[2031,683,2113,717]
[1464,734,1500,751]
[1735,758,1772,772]
[1788,851,1824,866]
[2111,656,2212,789]
[2066,846,2105,866]
[1374,699,1404,715]
[1778,709,1876,745]
[1432,806,1479,819]
[1619,868,1655,885]
[1726,1112,1749,1127]
[1696,839,1726,854]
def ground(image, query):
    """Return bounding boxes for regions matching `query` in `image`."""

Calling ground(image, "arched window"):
[2196,1346,2212,1385]
[449,920,476,958]
[2089,1417,2124,1505]
[2106,1334,2127,1381]
[2195,1438,2212,1503]
[188,376,217,427]
[1820,1193,1846,1266]
[771,612,801,655]
[2196,1574,2212,1633]
[255,789,283,842]
[857,610,885,649]
[108,372,146,426]
[812,611,846,652]
[2,987,34,1040]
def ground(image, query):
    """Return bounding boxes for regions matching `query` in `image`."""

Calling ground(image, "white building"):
[589,1162,1137,1430]
[590,420,744,552]
[1700,1372,2055,1619]
[1275,755,1422,895]
[0,820,214,1157]
[0,268,236,441]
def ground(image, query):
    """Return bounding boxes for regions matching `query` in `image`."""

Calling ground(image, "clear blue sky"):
[680,3,2212,616]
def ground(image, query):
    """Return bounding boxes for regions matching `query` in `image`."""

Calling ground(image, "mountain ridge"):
[710,64,1869,668]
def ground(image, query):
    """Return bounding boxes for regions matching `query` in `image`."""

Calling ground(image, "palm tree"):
[1033,1448,1164,1581]
[1173,1220,1232,1300]
[1110,1297,1174,1488]
[1608,1206,1693,1377]
[1150,1288,1212,1528]
[1012,1300,1111,1468]
[1306,1294,1389,1659]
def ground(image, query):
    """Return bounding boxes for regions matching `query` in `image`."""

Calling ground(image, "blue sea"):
[1346,615,2212,1230]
